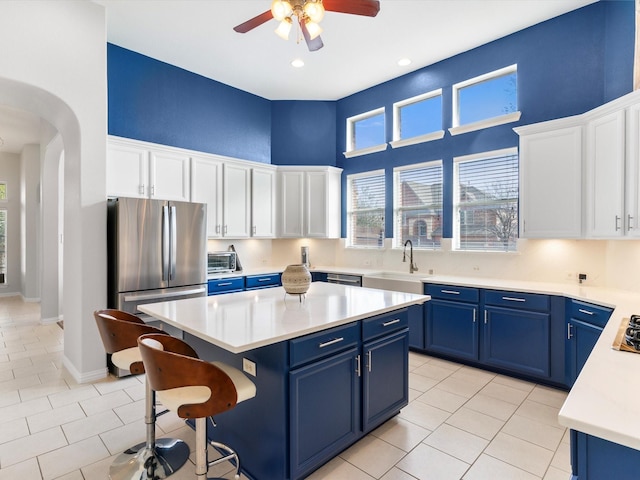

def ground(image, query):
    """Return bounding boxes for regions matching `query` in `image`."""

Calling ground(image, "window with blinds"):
[347,170,385,247]
[394,161,443,249]
[453,149,519,252]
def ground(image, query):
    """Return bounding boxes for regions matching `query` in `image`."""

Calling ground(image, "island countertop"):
[139,282,429,353]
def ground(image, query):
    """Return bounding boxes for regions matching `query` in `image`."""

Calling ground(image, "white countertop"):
[139,281,429,354]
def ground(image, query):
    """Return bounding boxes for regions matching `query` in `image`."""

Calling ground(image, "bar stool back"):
[94,309,191,480]
[138,333,256,480]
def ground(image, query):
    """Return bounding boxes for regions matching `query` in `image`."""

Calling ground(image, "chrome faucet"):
[402,239,418,274]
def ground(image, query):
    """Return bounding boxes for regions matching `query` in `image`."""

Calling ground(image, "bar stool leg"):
[109,378,190,480]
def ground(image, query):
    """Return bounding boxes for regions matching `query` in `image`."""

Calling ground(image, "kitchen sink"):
[362,272,425,294]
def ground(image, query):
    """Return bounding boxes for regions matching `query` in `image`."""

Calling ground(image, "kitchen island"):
[140,281,429,480]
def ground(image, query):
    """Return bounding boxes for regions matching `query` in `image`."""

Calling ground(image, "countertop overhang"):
[139,282,429,354]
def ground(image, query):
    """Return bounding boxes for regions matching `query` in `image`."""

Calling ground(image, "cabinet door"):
[519,126,582,238]
[252,168,276,238]
[566,318,603,387]
[150,149,191,201]
[363,329,409,433]
[408,304,425,350]
[106,142,148,198]
[279,171,305,237]
[223,163,251,238]
[625,103,640,236]
[289,347,360,480]
[191,157,223,237]
[482,306,550,379]
[426,299,478,361]
[306,171,329,237]
[585,110,626,237]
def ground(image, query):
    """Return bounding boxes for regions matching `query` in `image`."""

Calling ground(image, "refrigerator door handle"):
[170,205,177,281]
[162,205,170,282]
[123,287,207,302]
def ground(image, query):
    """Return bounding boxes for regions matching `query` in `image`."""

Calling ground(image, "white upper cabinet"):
[190,156,223,237]
[251,167,277,238]
[625,102,640,237]
[223,163,252,238]
[515,121,583,238]
[107,137,190,201]
[278,166,342,238]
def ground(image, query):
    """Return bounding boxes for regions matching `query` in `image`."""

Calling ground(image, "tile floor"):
[0,296,572,479]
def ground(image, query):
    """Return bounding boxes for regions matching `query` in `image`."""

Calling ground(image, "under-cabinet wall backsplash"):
[209,237,640,293]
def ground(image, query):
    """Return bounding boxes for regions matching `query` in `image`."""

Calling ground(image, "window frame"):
[393,160,443,250]
[0,208,6,285]
[452,147,519,253]
[0,181,6,202]
[390,89,445,149]
[346,169,386,249]
[344,107,387,158]
[449,64,521,136]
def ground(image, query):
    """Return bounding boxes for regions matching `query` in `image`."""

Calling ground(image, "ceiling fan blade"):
[233,10,273,33]
[322,0,380,17]
[300,19,324,51]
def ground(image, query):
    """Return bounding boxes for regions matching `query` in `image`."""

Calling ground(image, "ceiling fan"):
[233,0,380,52]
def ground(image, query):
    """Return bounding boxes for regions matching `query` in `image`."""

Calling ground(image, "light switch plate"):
[243,358,257,377]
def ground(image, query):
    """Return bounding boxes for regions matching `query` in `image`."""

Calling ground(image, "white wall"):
[20,144,40,301]
[0,152,20,295]
[0,0,107,382]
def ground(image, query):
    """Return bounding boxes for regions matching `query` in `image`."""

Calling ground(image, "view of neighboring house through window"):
[0,182,6,284]
[391,89,443,147]
[453,148,519,252]
[394,161,443,249]
[347,170,385,247]
[345,107,386,156]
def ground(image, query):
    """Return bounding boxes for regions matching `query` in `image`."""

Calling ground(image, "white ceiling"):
[0,0,597,155]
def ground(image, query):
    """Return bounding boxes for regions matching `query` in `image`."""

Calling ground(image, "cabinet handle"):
[150,185,155,196]
[502,296,526,303]
[217,282,233,287]
[473,308,476,323]
[616,215,621,231]
[484,310,488,325]
[224,225,228,235]
[356,354,361,377]
[216,224,220,234]
[366,350,372,373]
[258,278,272,282]
[253,225,256,234]
[139,184,145,195]
[441,290,460,295]
[578,308,594,316]
[382,319,401,327]
[567,323,573,339]
[319,337,344,348]
[629,214,634,230]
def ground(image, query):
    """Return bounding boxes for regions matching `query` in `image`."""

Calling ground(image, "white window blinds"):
[347,171,385,247]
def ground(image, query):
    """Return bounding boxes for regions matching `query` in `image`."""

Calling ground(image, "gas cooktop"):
[612,315,640,353]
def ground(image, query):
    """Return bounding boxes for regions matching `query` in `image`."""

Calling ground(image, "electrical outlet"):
[243,358,256,377]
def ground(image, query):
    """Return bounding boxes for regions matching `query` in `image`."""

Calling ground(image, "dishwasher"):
[326,273,362,287]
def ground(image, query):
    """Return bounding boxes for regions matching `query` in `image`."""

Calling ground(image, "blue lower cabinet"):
[566,319,603,388]
[207,277,244,295]
[407,304,425,350]
[573,431,640,480]
[426,299,479,362]
[245,273,281,290]
[289,347,361,480]
[311,272,328,282]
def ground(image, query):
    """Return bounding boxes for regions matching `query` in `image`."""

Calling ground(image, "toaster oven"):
[207,251,237,274]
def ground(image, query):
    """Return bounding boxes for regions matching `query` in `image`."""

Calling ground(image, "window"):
[344,108,387,158]
[450,65,520,135]
[394,161,443,249]
[391,89,444,148]
[453,148,519,252]
[347,170,385,247]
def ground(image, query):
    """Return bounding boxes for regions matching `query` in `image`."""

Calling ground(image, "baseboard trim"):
[63,356,108,384]
[41,316,59,325]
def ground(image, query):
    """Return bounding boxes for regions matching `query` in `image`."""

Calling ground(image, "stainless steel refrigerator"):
[107,197,207,368]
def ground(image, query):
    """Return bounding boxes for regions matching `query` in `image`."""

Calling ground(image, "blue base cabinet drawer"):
[289,322,360,368]
[245,273,281,290]
[362,309,408,341]
[426,284,479,303]
[569,300,612,328]
[207,277,245,295]
[484,290,550,312]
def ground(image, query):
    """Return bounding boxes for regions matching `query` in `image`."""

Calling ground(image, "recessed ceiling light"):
[397,58,412,67]
[291,59,305,68]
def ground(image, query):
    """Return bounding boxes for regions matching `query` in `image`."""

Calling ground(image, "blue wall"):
[108,44,272,163]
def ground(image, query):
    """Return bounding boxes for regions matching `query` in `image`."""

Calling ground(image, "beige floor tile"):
[0,369,13,383]
[371,416,431,452]
[0,417,29,445]
[479,381,530,405]
[412,363,456,382]
[48,384,99,408]
[52,471,84,480]
[0,426,67,468]
[156,409,188,435]
[27,402,86,433]
[408,388,422,402]
[408,373,439,392]
[485,432,554,477]
[398,400,450,431]
[527,385,568,409]
[436,376,485,399]
[0,373,41,393]
[380,466,420,480]
[544,465,570,480]
[501,414,565,451]
[450,366,496,385]
[396,443,470,480]
[38,436,110,480]
[426,357,463,372]
[79,389,132,416]
[423,424,489,465]
[113,398,145,424]
[93,375,142,395]
[0,457,41,480]
[549,440,571,473]
[306,456,376,480]
[99,419,147,455]
[0,390,19,408]
[19,379,69,402]
[62,410,124,444]
[515,400,563,428]
[340,435,406,478]
[416,387,468,413]
[80,455,117,480]
[463,393,519,421]
[408,352,429,369]
[463,454,540,480]
[12,360,57,379]
[445,407,504,440]
[0,396,50,424]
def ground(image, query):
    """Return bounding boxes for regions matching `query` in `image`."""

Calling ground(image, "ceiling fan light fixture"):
[271,0,293,21]
[305,20,323,40]
[275,17,293,40]
[304,1,325,23]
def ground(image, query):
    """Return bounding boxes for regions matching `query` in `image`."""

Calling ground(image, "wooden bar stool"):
[94,309,190,480]
[138,333,256,480]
